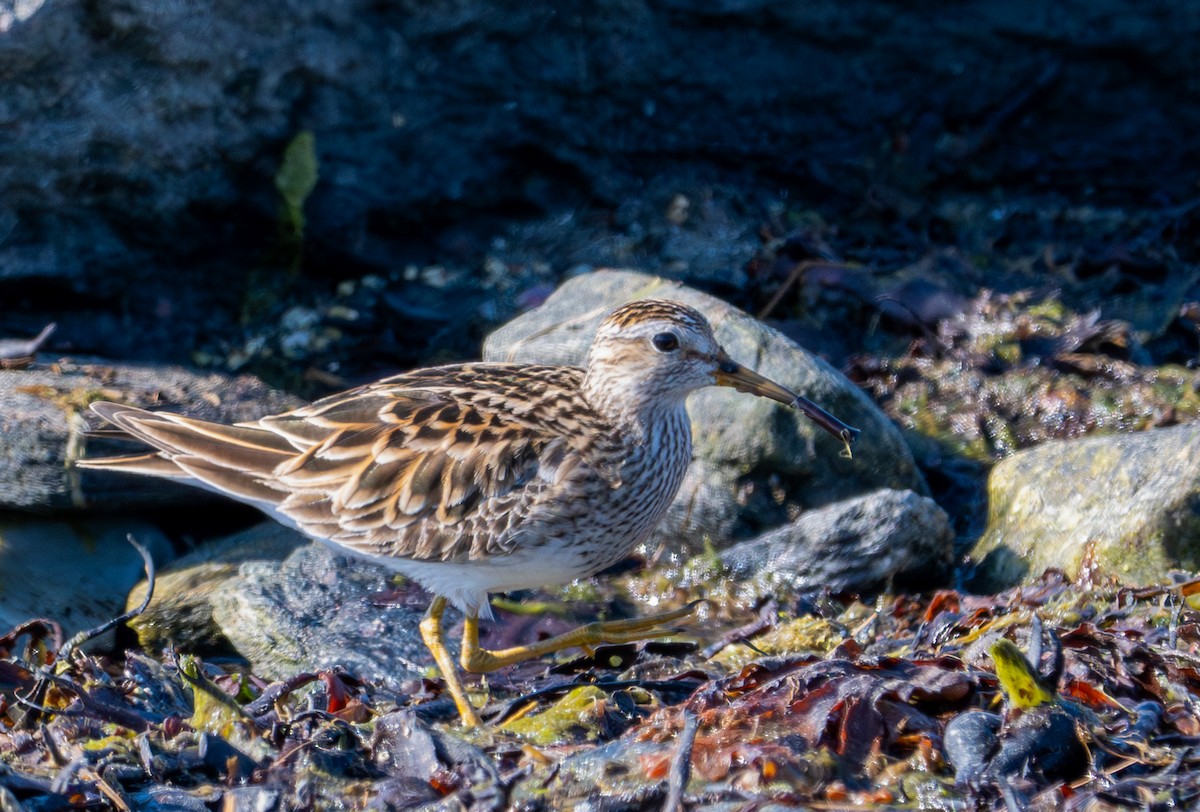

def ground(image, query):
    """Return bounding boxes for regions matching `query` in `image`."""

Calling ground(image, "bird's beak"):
[713,355,862,454]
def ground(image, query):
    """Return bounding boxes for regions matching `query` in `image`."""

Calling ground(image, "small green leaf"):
[275,131,319,237]
[990,638,1055,710]
[179,655,252,737]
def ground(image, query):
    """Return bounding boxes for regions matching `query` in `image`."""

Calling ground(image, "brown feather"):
[76,452,190,478]
[171,457,284,504]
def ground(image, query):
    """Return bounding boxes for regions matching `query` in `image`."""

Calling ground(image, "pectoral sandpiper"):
[80,299,859,725]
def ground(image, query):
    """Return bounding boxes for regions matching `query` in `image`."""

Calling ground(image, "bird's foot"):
[419,596,484,727]
[461,600,703,674]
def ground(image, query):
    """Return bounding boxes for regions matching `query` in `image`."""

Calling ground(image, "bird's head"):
[584,299,860,450]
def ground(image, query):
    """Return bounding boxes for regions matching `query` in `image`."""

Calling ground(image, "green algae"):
[500,686,610,745]
[990,639,1054,710]
[712,615,845,670]
[179,655,255,740]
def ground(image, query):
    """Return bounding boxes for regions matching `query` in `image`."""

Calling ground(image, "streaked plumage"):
[80,299,858,724]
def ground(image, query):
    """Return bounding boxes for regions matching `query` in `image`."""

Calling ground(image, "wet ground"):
[8,573,1200,808]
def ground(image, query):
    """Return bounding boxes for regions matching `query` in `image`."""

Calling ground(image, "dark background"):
[2,0,1197,433]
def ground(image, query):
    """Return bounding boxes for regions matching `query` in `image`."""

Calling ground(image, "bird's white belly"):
[353,541,603,619]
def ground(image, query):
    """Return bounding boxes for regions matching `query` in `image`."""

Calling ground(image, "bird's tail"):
[78,402,299,506]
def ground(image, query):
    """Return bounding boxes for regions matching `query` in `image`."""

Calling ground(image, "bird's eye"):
[652,332,680,352]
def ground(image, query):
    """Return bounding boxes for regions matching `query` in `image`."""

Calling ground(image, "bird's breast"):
[570,408,692,546]
[486,408,692,583]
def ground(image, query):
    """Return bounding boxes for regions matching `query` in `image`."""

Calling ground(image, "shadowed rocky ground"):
[2,0,1197,370]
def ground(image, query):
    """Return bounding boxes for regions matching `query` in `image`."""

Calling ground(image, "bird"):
[79,299,859,726]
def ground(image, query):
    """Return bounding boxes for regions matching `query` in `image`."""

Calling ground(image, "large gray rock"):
[0,357,301,511]
[970,423,1200,590]
[125,521,307,654]
[720,488,955,595]
[485,270,927,552]
[211,540,428,687]
[125,522,428,685]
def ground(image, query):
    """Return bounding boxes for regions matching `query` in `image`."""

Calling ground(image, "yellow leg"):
[418,596,483,727]
[461,601,701,674]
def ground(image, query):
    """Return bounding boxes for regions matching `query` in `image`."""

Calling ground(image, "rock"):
[216,787,279,812]
[371,710,498,789]
[0,358,301,511]
[126,522,307,654]
[986,705,1088,784]
[126,787,212,812]
[943,710,1002,785]
[485,270,928,552]
[127,522,429,685]
[719,489,954,595]
[210,539,429,686]
[0,514,171,640]
[970,423,1200,591]
[514,736,667,807]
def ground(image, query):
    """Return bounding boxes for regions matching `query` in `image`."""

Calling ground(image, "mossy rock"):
[971,423,1200,590]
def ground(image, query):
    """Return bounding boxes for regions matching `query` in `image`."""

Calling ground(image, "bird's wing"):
[83,364,597,562]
